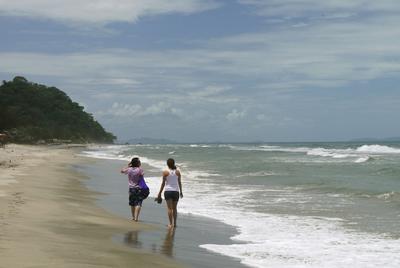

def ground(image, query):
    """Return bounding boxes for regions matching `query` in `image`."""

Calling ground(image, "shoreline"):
[78,157,248,268]
[0,144,184,267]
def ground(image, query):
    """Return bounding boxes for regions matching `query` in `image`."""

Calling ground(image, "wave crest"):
[356,145,400,154]
[377,191,400,201]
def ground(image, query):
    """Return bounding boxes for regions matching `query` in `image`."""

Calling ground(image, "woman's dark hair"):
[129,157,141,168]
[167,158,177,170]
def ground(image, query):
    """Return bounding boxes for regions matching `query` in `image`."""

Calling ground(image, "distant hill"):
[123,137,177,144]
[0,76,116,143]
[349,137,400,142]
[348,138,380,142]
[384,137,400,142]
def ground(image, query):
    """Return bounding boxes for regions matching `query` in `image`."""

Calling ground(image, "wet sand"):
[0,144,184,267]
[79,158,248,268]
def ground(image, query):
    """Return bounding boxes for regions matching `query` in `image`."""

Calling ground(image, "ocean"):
[81,142,400,268]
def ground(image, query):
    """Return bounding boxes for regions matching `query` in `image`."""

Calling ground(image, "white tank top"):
[164,169,180,192]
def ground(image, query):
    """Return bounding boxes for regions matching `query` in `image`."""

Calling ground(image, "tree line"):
[0,76,116,143]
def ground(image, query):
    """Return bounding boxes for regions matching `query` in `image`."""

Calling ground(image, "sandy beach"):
[0,144,184,268]
[79,158,248,268]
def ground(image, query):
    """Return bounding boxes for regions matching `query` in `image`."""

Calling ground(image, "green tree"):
[0,77,116,143]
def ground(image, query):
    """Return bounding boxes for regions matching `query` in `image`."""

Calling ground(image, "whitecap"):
[236,171,275,177]
[376,191,400,201]
[356,145,400,154]
[354,156,371,163]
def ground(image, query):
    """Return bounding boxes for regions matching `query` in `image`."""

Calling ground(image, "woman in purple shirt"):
[121,157,149,221]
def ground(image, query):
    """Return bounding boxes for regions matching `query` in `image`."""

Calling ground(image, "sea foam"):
[82,145,400,268]
[356,144,400,154]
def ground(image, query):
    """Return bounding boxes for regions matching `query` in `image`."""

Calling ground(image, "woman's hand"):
[121,164,132,173]
[155,194,162,204]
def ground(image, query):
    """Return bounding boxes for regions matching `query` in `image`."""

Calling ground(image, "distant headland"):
[0,76,116,144]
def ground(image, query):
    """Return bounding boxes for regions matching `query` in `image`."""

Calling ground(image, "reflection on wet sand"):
[160,227,175,257]
[124,230,142,248]
[124,228,176,258]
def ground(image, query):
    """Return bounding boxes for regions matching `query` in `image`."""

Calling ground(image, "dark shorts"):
[129,187,148,207]
[164,191,179,202]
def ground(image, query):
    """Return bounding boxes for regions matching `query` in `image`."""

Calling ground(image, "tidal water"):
[82,142,400,268]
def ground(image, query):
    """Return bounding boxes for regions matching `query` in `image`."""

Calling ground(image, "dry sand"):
[0,144,184,268]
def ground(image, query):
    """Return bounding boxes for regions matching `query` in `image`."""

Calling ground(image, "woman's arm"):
[177,170,183,198]
[157,170,169,197]
[121,167,129,174]
[121,161,132,174]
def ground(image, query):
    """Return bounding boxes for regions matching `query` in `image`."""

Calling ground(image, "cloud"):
[98,101,189,119]
[226,109,246,121]
[144,102,170,116]
[2,2,400,141]
[102,102,141,116]
[190,85,230,97]
[0,0,220,24]
[237,0,400,21]
[77,78,141,87]
[256,114,266,121]
[3,8,400,95]
[2,2,400,112]
[98,102,163,117]
[205,15,400,88]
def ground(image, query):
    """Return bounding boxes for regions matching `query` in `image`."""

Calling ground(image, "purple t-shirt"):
[123,167,144,188]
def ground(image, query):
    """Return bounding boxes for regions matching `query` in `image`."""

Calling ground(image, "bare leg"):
[134,206,141,221]
[130,206,135,220]
[165,199,174,228]
[172,201,178,228]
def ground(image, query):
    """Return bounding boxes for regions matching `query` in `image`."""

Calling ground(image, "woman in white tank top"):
[157,158,183,228]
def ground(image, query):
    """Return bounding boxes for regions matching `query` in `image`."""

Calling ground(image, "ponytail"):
[167,158,176,170]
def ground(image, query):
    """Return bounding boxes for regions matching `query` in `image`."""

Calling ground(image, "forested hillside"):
[0,77,115,143]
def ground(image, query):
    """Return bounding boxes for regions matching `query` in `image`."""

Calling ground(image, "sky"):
[1,0,400,142]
